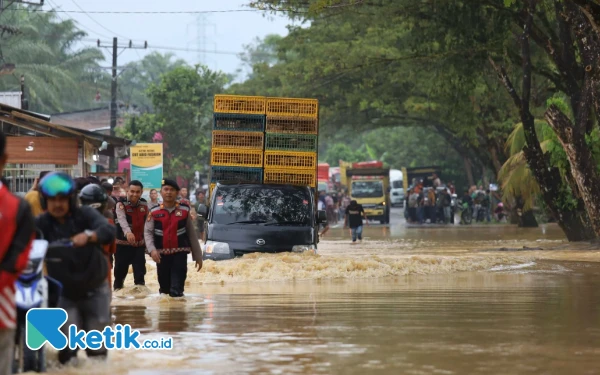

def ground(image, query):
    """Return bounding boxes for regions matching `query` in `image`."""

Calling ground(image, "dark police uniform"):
[144,179,202,297]
[113,197,148,290]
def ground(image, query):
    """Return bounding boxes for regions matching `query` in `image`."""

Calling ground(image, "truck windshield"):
[351,180,384,198]
[211,186,312,226]
[392,180,403,189]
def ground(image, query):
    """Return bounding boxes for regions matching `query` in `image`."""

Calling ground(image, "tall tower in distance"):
[186,14,218,70]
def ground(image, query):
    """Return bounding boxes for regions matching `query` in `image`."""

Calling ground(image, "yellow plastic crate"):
[265,116,318,134]
[264,151,317,170]
[211,148,264,168]
[214,95,266,115]
[212,131,264,150]
[264,168,317,187]
[266,97,319,118]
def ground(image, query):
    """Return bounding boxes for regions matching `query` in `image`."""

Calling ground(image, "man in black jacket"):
[35,172,116,365]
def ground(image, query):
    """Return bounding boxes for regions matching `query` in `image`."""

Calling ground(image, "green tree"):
[0,4,106,113]
[118,52,187,112]
[118,65,229,179]
[244,0,600,240]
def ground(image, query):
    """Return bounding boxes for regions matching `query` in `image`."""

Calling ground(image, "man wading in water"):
[144,179,202,297]
[344,200,368,244]
[113,180,148,291]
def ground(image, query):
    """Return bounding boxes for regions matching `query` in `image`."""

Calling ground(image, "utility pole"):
[97,37,147,171]
[20,74,27,110]
[111,37,117,138]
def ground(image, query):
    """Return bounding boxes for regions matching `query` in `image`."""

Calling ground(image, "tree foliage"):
[117,52,187,112]
[240,0,600,239]
[0,5,106,113]
[118,65,229,179]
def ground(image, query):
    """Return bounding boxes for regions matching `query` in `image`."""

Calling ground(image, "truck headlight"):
[203,241,230,254]
[292,244,317,253]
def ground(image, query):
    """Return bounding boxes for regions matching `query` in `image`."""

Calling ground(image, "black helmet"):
[79,183,108,212]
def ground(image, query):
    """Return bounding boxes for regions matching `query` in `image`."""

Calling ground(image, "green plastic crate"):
[265,133,318,152]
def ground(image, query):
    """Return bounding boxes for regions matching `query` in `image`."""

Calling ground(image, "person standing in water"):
[344,200,368,244]
[144,179,202,297]
[113,180,148,291]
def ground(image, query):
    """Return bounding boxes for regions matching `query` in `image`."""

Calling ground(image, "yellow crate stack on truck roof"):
[203,94,325,262]
[210,94,319,197]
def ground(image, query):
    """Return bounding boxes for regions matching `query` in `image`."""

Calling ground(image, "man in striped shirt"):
[0,130,35,375]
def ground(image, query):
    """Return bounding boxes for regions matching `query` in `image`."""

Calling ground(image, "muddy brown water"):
[41,221,600,374]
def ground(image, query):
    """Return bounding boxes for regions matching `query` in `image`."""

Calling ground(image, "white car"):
[390,169,404,207]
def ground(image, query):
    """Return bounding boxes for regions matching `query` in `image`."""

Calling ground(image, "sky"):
[46,0,292,79]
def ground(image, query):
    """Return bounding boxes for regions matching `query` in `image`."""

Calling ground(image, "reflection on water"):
[44,261,600,374]
[40,219,600,374]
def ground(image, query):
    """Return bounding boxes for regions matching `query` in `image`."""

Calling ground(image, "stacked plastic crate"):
[210,95,267,196]
[263,98,319,187]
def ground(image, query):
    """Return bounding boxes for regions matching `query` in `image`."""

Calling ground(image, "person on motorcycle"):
[79,183,117,292]
[460,190,474,225]
[0,130,35,375]
[35,172,116,365]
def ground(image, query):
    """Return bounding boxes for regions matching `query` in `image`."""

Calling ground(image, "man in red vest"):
[0,130,35,374]
[113,180,148,290]
[144,179,202,297]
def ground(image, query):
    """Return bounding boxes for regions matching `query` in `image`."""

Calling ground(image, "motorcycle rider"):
[144,179,202,297]
[0,130,35,375]
[35,172,115,365]
[113,180,148,290]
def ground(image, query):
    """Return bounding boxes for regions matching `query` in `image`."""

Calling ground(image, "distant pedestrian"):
[344,200,368,244]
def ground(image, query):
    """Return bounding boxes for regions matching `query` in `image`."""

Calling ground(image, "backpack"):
[45,241,108,300]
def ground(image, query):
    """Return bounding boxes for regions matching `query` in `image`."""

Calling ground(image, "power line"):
[66,0,139,42]
[77,38,246,56]
[12,8,288,14]
[45,0,112,40]
[147,45,243,56]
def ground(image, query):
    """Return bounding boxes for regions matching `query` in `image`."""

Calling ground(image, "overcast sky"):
[46,0,291,79]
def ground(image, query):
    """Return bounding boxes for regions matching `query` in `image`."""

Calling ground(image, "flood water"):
[42,212,600,374]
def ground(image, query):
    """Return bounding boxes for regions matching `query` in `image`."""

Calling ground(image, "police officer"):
[113,180,148,290]
[144,179,202,297]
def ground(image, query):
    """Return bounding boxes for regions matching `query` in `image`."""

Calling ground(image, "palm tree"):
[497,120,557,212]
[0,6,107,113]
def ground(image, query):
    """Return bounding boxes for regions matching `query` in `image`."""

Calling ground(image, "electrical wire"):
[66,0,141,42]
[12,8,287,14]
[45,0,112,40]
[146,45,243,56]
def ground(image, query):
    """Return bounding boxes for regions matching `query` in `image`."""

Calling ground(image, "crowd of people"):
[0,130,207,370]
[405,177,506,225]
[317,190,353,226]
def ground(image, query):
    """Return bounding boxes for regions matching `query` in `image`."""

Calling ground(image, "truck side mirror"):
[197,204,208,218]
[317,210,327,223]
